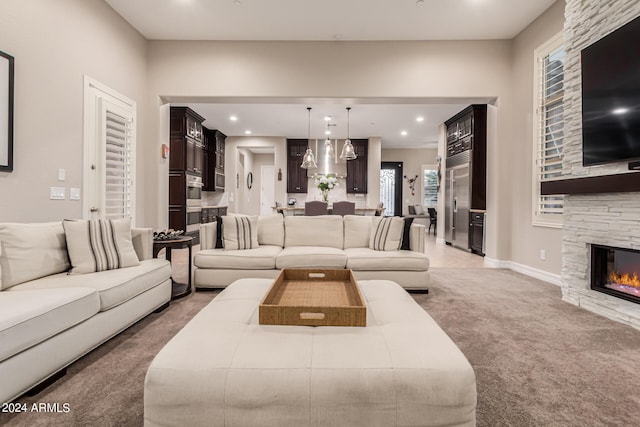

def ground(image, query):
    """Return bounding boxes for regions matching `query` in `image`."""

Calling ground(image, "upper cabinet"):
[346,139,368,194]
[170,107,205,175]
[287,139,309,193]
[203,128,226,192]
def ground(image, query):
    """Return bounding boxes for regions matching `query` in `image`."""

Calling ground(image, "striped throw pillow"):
[63,218,140,274]
[369,217,404,251]
[222,215,258,250]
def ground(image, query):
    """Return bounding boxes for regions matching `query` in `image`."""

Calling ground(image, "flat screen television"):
[581,15,640,166]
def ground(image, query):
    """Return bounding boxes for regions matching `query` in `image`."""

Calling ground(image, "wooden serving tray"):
[259,269,366,327]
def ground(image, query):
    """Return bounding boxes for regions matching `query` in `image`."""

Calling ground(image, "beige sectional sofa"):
[0,221,172,404]
[194,214,430,291]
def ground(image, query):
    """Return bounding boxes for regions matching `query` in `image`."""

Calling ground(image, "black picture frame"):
[0,50,14,172]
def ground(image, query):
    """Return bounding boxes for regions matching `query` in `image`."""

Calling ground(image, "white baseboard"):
[483,257,562,286]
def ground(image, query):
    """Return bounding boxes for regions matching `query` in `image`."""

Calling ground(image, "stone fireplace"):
[560,0,640,330]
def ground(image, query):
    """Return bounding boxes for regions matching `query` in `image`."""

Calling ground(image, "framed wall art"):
[0,50,14,172]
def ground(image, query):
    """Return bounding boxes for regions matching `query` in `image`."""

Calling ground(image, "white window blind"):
[83,76,136,223]
[104,110,134,220]
[423,167,438,208]
[533,34,565,226]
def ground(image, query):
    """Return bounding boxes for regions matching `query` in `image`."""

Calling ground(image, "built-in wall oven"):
[186,174,203,207]
[186,207,202,234]
[185,174,203,244]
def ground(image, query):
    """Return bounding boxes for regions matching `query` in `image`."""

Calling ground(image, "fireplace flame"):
[608,271,640,289]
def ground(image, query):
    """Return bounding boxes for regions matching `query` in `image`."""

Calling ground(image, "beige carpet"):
[2,268,640,426]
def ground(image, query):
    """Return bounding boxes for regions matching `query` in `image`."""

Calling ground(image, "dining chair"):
[331,201,356,216]
[304,201,328,216]
[427,208,437,235]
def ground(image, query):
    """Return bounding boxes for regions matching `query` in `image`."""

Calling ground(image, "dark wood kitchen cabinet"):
[287,139,308,193]
[470,211,485,256]
[202,128,226,192]
[170,107,205,176]
[346,139,368,194]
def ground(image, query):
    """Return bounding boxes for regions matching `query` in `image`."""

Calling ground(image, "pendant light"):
[301,107,317,169]
[324,123,336,158]
[340,107,357,160]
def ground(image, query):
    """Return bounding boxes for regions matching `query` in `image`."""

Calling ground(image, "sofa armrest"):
[409,223,425,253]
[200,222,217,250]
[131,228,153,260]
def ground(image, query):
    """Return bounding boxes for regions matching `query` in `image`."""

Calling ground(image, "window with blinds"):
[104,110,134,220]
[533,33,565,227]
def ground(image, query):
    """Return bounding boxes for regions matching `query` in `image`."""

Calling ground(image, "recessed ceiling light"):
[613,108,629,115]
[401,130,408,136]
[233,0,242,5]
[245,130,252,135]
[416,0,425,6]
[416,116,424,122]
[324,115,332,121]
[325,130,331,135]
[229,115,238,121]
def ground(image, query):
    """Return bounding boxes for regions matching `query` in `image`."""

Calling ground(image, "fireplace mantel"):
[541,172,640,195]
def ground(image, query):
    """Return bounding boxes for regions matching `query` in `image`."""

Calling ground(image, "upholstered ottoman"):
[144,279,476,427]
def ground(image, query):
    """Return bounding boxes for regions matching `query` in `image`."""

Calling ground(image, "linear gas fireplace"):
[591,244,640,305]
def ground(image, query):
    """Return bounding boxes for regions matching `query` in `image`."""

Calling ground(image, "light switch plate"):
[70,188,81,200]
[50,187,66,200]
[58,168,66,181]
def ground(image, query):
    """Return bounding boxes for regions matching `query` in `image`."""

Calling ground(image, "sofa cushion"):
[0,287,100,362]
[343,215,372,249]
[63,219,140,274]
[0,222,70,290]
[276,246,347,269]
[345,248,430,271]
[194,245,281,270]
[369,217,404,251]
[10,258,171,311]
[257,214,284,247]
[284,216,344,248]
[223,215,259,250]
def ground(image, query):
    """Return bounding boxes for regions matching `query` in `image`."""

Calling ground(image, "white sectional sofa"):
[194,214,430,291]
[0,221,172,404]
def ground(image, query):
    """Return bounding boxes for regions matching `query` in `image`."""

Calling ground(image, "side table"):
[153,236,193,300]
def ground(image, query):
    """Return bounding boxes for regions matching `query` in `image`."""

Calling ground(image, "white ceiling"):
[104,0,556,41]
[105,0,555,148]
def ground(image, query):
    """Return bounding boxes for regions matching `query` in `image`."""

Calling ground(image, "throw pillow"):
[222,215,258,250]
[215,216,224,249]
[369,217,404,251]
[414,205,425,215]
[0,222,71,289]
[63,218,140,274]
[400,217,414,250]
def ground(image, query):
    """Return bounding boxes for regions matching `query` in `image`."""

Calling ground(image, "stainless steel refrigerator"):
[445,153,471,251]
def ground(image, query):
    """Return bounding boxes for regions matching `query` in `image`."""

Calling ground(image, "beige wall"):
[381,148,438,216]
[0,0,148,223]
[0,1,568,277]
[509,0,565,276]
[146,39,514,261]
